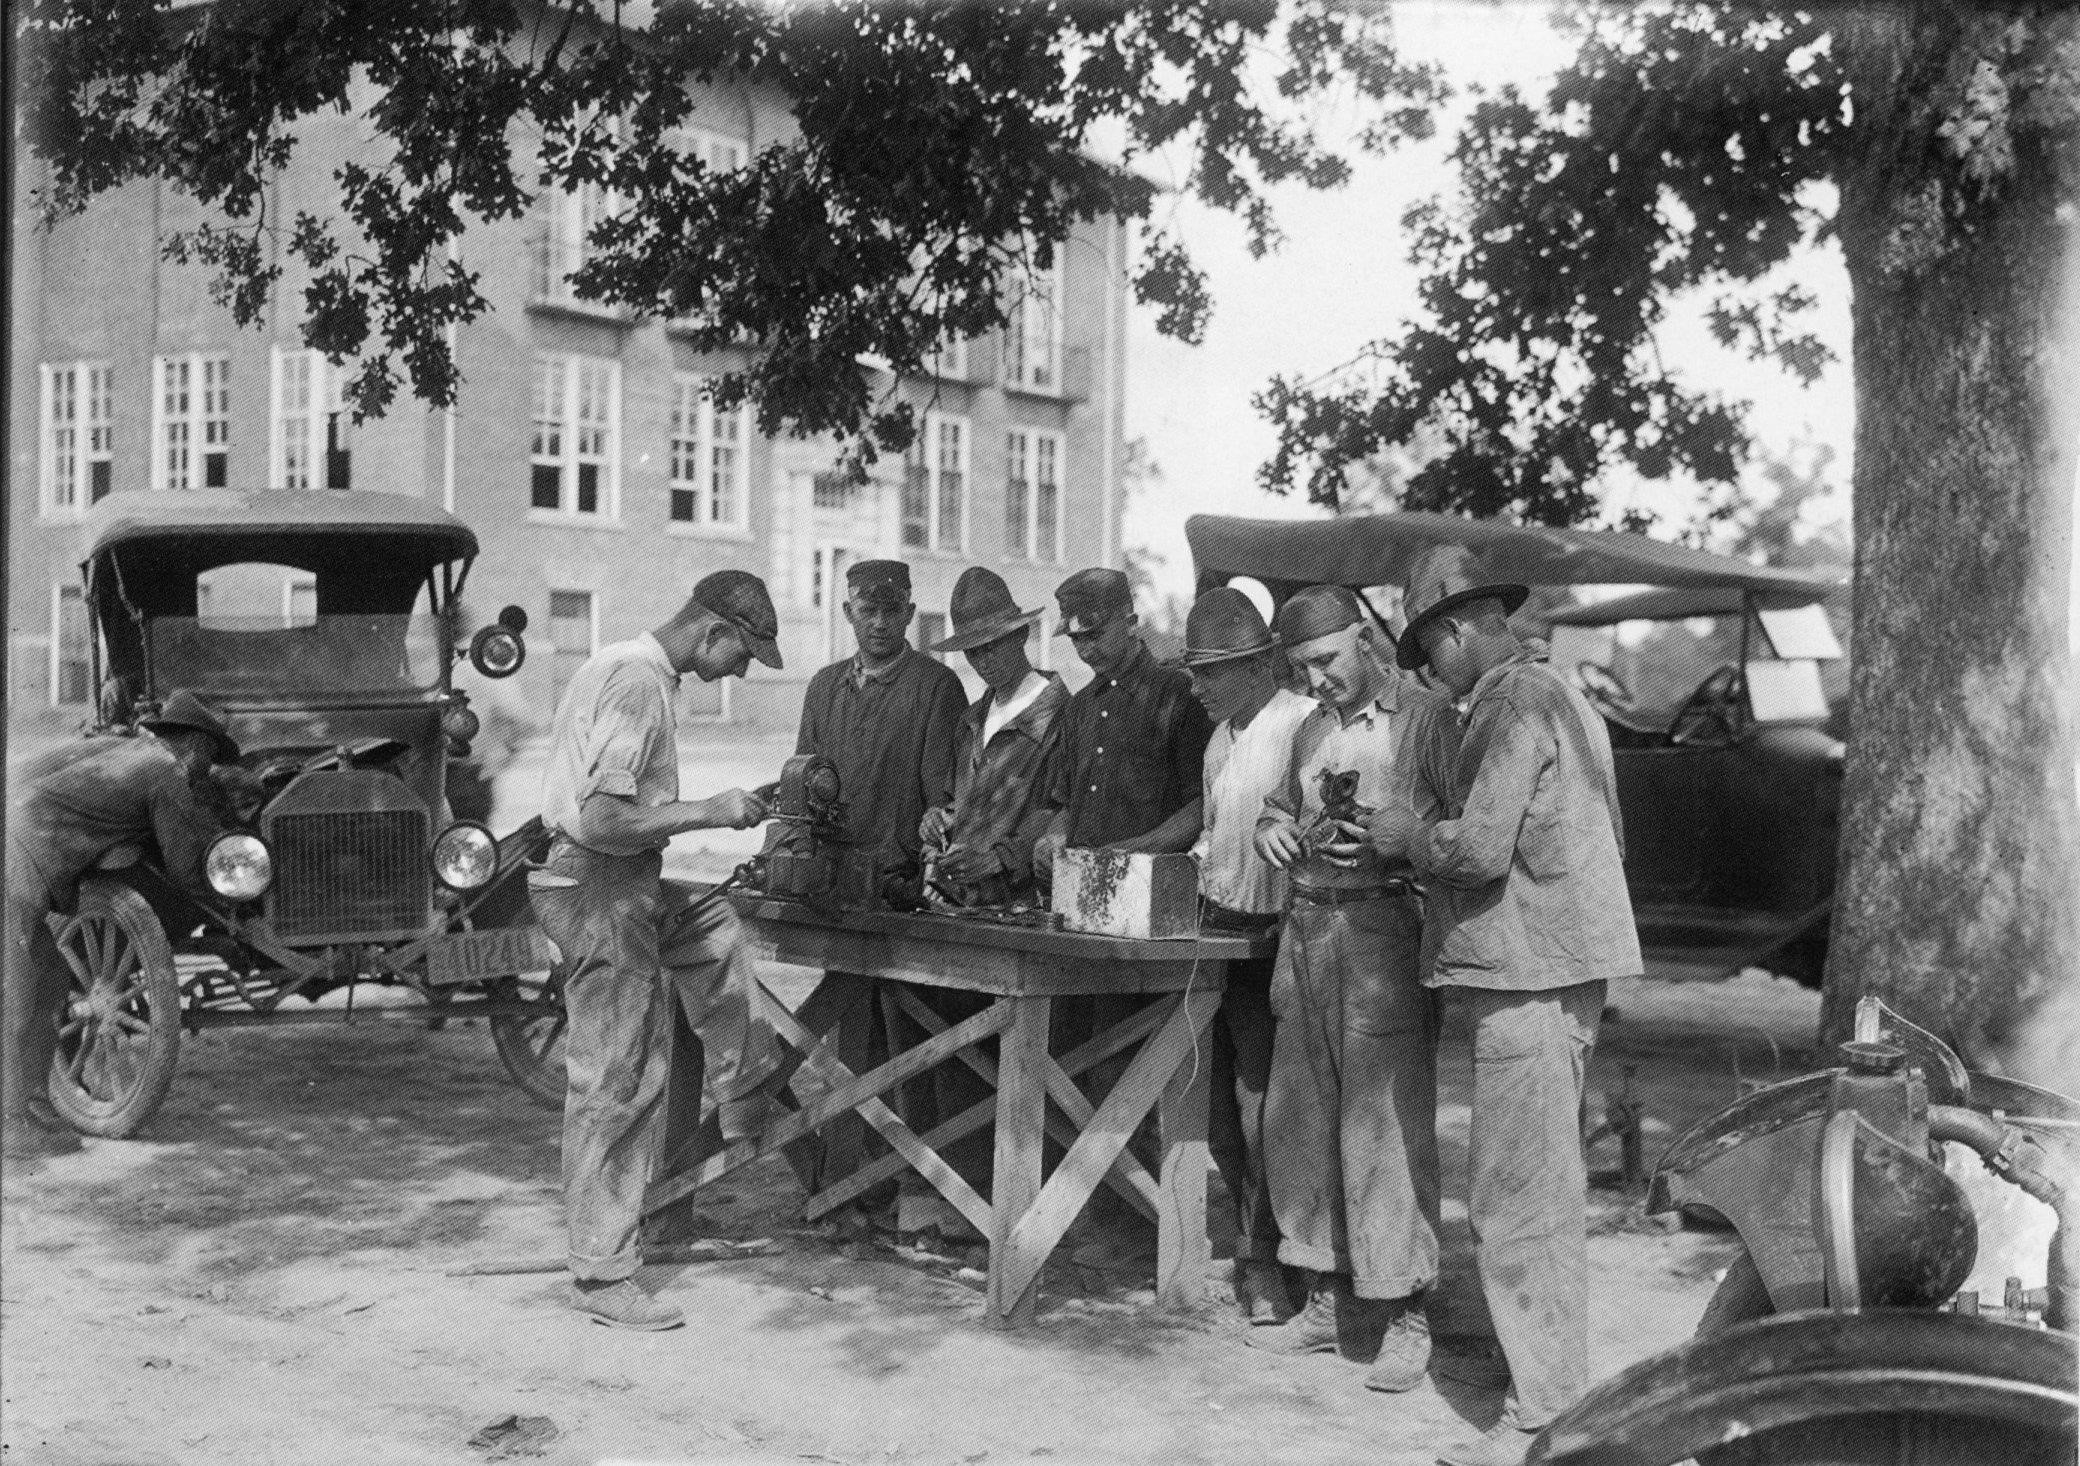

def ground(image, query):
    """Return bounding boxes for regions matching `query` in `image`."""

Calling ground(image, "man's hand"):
[712,788,769,830]
[937,844,1001,885]
[1368,803,1420,860]
[1318,818,1370,869]
[1031,827,1068,885]
[919,805,954,848]
[1255,821,1303,871]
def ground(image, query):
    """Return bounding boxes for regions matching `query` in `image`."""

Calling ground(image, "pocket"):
[1342,901,1430,1035]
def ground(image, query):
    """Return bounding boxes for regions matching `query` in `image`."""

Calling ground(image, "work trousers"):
[1207,931,1280,1266]
[529,842,779,1282]
[1265,895,1440,1300]
[1454,980,1604,1430]
[2,843,64,1126]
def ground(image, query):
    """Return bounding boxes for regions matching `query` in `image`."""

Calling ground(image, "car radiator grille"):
[269,809,427,940]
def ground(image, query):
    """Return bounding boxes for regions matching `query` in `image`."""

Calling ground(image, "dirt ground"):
[0,968,1825,1466]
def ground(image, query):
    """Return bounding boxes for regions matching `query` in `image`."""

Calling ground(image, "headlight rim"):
[204,830,275,902]
[430,820,499,892]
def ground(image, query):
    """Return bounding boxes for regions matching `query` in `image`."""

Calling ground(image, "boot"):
[1362,1294,1432,1392]
[569,1277,684,1331]
[1234,1259,1293,1325]
[1244,1271,1345,1354]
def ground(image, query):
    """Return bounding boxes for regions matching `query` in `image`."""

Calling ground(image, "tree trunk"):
[1823,10,2080,1088]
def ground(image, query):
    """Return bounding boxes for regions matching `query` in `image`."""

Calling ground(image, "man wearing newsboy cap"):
[1248,584,1456,1394]
[532,571,791,1331]
[1369,545,1641,1466]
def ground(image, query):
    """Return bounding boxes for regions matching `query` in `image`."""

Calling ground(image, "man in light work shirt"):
[1178,587,1315,1324]
[794,559,965,1213]
[1250,584,1455,1394]
[530,572,784,1331]
[1372,545,1642,1466]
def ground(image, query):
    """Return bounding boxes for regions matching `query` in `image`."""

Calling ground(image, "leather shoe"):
[1234,1259,1293,1325]
[1437,1419,1539,1466]
[1244,1273,1344,1354]
[1362,1295,1431,1392]
[569,1277,684,1330]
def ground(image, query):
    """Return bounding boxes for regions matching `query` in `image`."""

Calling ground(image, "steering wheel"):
[1669,664,1741,747]
[1575,662,1633,720]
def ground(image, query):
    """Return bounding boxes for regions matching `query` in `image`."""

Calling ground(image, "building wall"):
[8,72,1128,749]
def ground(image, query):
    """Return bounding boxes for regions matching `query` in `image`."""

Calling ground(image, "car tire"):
[45,877,182,1138]
[490,968,568,1110]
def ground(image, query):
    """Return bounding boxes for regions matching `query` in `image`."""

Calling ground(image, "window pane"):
[532,463,562,510]
[1005,431,1029,559]
[576,463,599,515]
[901,456,930,550]
[531,357,564,510]
[936,418,964,549]
[1035,435,1060,562]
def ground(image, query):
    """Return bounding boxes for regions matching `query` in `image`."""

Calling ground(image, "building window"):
[925,335,969,382]
[152,352,231,492]
[40,362,114,516]
[547,589,596,713]
[668,376,749,531]
[531,355,619,518]
[270,347,350,491]
[53,585,91,708]
[533,172,616,309]
[1004,429,1064,563]
[901,412,968,553]
[811,470,857,510]
[1003,246,1064,394]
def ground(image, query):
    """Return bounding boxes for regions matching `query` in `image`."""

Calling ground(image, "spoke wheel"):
[46,878,182,1137]
[490,966,568,1110]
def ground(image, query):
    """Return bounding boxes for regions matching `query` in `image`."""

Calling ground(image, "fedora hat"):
[930,568,1042,654]
[140,689,239,763]
[1396,544,1529,671]
[1176,587,1276,668]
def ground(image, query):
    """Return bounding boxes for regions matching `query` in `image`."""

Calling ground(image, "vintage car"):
[1186,511,1847,984]
[48,488,564,1136]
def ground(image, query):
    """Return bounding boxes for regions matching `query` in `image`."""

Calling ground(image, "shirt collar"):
[1465,650,1538,712]
[634,632,680,689]
[849,645,911,689]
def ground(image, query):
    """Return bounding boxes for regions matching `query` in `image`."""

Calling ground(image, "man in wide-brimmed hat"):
[1371,544,1641,1466]
[531,572,790,1330]
[1247,584,1456,1393]
[794,559,967,1225]
[1178,586,1317,1325]
[5,689,239,1162]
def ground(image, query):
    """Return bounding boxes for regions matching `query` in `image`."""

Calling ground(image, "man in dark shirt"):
[5,691,237,1160]
[794,560,966,1220]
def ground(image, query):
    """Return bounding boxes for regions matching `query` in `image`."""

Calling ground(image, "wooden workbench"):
[643,898,1271,1327]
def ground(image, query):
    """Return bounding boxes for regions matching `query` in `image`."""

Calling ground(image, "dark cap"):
[1273,584,1365,649]
[930,567,1043,654]
[693,569,783,669]
[1054,567,1134,636]
[845,559,912,609]
[1177,587,1276,668]
[141,688,239,763]
[1396,545,1529,671]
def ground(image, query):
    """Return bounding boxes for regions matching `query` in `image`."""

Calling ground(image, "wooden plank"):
[644,998,1010,1218]
[889,986,1159,1221]
[802,994,1173,1222]
[997,992,1210,1308]
[732,896,1271,965]
[986,996,1051,1328]
[1155,989,1222,1310]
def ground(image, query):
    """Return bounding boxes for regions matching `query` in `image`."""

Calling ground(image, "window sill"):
[527,510,625,531]
[1001,379,1080,403]
[528,296,635,326]
[665,521,754,543]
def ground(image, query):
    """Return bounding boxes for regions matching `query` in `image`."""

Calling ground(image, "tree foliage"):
[19,0,1444,460]
[1257,2,2079,523]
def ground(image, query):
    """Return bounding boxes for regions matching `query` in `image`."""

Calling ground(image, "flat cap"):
[1054,567,1133,636]
[693,569,783,669]
[845,559,912,608]
[1273,584,1364,648]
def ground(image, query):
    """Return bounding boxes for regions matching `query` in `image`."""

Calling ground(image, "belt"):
[1288,878,1417,908]
[1199,897,1280,936]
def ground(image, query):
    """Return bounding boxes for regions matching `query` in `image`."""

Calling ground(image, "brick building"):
[8,70,1129,744]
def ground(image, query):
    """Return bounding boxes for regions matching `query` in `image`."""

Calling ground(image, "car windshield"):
[148,615,446,700]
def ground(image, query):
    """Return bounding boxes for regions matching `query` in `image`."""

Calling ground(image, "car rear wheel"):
[46,878,182,1138]
[490,968,567,1110]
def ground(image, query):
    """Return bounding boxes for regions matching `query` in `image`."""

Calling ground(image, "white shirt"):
[981,669,1050,747]
[1195,687,1314,915]
[540,632,682,853]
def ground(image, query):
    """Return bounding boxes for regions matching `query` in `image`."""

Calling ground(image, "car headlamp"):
[205,832,274,901]
[468,625,526,679]
[432,822,498,891]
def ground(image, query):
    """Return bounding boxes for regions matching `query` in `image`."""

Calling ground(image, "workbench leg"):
[1155,1007,1213,1312]
[986,994,1050,1329]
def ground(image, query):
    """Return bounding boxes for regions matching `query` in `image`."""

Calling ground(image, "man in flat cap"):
[1179,587,1317,1324]
[912,567,1070,1207]
[794,558,966,1226]
[1370,547,1639,1466]
[530,571,789,1330]
[1249,584,1455,1393]
[5,690,239,1161]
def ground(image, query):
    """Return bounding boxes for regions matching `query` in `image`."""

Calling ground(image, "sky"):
[1117,0,1858,603]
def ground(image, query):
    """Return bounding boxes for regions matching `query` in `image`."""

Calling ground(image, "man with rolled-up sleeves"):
[1371,545,1641,1466]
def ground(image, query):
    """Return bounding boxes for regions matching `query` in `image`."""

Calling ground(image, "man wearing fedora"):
[1371,545,1641,1466]
[1178,587,1316,1324]
[1249,584,1455,1393]
[5,690,239,1161]
[795,559,966,1223]
[913,567,1070,1204]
